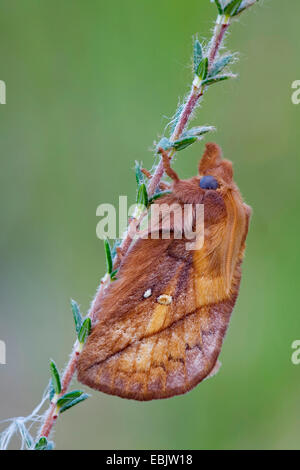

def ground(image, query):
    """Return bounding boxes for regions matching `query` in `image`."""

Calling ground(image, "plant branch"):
[36,9,242,443]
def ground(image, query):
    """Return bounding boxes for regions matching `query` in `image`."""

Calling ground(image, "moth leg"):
[142,167,170,191]
[116,247,124,263]
[158,147,179,182]
[141,168,152,179]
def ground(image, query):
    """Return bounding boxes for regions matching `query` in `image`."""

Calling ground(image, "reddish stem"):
[209,23,229,66]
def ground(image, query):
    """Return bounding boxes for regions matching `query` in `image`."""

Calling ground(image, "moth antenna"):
[158,148,180,182]
[199,142,222,174]
[116,247,124,263]
[141,168,170,190]
[159,181,171,190]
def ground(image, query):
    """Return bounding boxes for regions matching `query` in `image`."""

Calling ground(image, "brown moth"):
[77,143,251,400]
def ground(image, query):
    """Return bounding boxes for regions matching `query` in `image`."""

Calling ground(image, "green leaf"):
[35,437,48,450]
[57,390,90,414]
[110,269,118,281]
[235,0,259,16]
[169,104,184,134]
[214,0,224,14]
[135,161,144,186]
[48,379,55,402]
[184,126,215,138]
[202,74,233,86]
[111,239,121,260]
[78,317,92,344]
[34,437,53,450]
[136,183,148,208]
[224,0,243,16]
[173,136,197,151]
[196,57,208,80]
[148,190,172,205]
[156,136,172,152]
[49,360,61,395]
[209,55,234,77]
[193,39,203,73]
[59,392,90,414]
[104,239,113,274]
[71,299,82,336]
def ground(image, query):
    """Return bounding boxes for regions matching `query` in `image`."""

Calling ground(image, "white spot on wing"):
[143,288,152,298]
[157,294,172,305]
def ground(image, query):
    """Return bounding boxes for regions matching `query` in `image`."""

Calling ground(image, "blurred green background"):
[0,0,300,450]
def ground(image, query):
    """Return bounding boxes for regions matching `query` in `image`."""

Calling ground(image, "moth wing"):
[77,233,243,400]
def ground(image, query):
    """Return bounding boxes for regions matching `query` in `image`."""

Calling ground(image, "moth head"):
[198,142,251,289]
[171,142,246,216]
[196,142,250,222]
[170,143,233,207]
[171,142,251,289]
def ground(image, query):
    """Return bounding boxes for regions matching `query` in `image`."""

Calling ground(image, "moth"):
[78,143,251,400]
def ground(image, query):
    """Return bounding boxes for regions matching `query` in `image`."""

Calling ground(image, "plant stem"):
[37,12,235,443]
[39,348,79,438]
[209,18,229,66]
[148,19,230,197]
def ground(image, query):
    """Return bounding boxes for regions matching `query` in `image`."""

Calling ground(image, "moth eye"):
[199,175,219,190]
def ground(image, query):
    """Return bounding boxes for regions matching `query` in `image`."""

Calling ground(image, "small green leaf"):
[35,437,47,450]
[214,0,224,14]
[104,239,113,274]
[235,0,259,16]
[196,57,208,80]
[78,317,92,344]
[135,161,144,186]
[148,190,172,205]
[156,136,172,152]
[173,136,197,151]
[34,436,53,450]
[110,269,118,281]
[111,239,121,260]
[184,126,215,138]
[136,183,148,208]
[48,379,55,402]
[59,392,90,414]
[193,39,203,73]
[202,74,233,86]
[209,55,234,77]
[49,360,61,395]
[57,390,90,414]
[169,104,184,135]
[224,0,243,17]
[71,299,82,336]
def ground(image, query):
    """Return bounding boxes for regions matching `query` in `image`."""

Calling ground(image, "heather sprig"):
[0,0,259,450]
